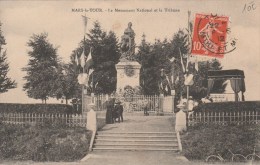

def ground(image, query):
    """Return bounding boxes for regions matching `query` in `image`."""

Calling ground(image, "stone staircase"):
[92,131,179,151]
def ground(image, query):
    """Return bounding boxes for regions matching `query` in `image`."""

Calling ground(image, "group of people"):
[106,99,124,124]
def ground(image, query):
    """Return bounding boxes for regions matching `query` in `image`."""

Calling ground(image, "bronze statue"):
[120,22,135,61]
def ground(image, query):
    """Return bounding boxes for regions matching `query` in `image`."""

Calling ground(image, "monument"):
[116,22,141,93]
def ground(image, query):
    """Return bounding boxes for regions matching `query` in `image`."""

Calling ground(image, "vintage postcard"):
[0,0,259,164]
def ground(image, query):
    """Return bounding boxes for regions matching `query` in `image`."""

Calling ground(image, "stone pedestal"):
[115,61,141,92]
[87,103,97,131]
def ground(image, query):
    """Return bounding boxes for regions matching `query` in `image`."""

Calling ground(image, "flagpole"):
[186,10,191,101]
[82,13,87,113]
[186,10,191,129]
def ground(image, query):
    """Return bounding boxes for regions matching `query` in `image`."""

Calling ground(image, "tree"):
[136,29,226,99]
[72,21,120,95]
[91,30,120,94]
[23,33,60,103]
[0,22,16,93]
[56,62,81,104]
[168,29,226,100]
[136,38,171,95]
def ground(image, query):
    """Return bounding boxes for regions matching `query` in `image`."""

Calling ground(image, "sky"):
[0,0,259,103]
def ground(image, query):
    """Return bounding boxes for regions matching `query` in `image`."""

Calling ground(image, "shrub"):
[182,124,260,160]
[0,103,79,114]
[0,124,91,161]
[193,101,260,112]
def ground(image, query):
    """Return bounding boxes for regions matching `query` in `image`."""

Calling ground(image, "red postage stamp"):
[192,13,229,58]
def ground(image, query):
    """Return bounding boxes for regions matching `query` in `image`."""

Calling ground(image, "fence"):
[0,112,87,127]
[188,110,260,126]
[85,94,165,113]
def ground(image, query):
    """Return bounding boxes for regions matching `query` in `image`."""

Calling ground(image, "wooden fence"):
[188,110,260,126]
[0,113,87,127]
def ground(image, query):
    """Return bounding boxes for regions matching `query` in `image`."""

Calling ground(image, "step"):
[93,130,179,152]
[96,133,176,138]
[95,141,178,146]
[96,135,176,138]
[96,137,175,141]
[92,148,179,151]
[94,143,178,147]
[97,132,175,134]
[93,145,177,150]
[95,139,178,142]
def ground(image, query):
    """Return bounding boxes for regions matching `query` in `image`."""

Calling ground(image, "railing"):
[0,112,87,127]
[188,110,260,126]
[85,95,163,113]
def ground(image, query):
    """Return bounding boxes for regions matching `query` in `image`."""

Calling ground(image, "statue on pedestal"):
[120,22,135,61]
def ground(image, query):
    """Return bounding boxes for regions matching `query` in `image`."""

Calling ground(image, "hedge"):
[182,124,260,160]
[0,103,80,114]
[0,124,91,161]
[193,101,260,112]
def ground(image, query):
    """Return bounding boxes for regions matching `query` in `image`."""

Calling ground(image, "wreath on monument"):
[124,65,135,77]
[123,85,134,101]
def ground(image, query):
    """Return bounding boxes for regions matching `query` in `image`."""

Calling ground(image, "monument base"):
[115,61,141,93]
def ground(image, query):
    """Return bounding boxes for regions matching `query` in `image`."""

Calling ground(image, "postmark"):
[192,13,236,58]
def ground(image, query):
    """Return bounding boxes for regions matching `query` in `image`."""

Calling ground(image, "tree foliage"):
[71,21,120,95]
[0,22,16,93]
[88,22,120,94]
[55,63,81,104]
[136,39,171,95]
[23,33,60,103]
[136,29,225,100]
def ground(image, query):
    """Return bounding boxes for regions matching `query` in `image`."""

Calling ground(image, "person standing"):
[106,99,115,124]
[114,101,124,122]
[118,101,124,122]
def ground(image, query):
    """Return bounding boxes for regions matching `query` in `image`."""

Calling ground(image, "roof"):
[208,69,245,79]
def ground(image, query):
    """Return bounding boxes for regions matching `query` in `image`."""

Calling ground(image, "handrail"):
[176,131,182,152]
[89,129,96,151]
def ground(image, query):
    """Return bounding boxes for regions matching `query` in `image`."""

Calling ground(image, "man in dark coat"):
[114,101,124,122]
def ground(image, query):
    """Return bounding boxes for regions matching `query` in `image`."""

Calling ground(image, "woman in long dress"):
[106,98,115,124]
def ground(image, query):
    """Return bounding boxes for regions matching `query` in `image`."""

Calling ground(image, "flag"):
[166,75,170,84]
[160,82,163,90]
[90,80,93,88]
[186,56,189,72]
[88,68,94,75]
[80,50,85,68]
[85,48,94,71]
[74,55,78,66]
[166,75,171,88]
[82,15,88,28]
[195,59,199,71]
[184,74,194,86]
[95,82,99,88]
[179,48,185,73]
[175,75,179,84]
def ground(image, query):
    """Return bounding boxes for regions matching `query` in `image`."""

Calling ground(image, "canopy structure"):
[207,69,246,102]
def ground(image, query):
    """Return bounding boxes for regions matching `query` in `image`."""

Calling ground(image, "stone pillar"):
[175,105,187,132]
[171,90,175,113]
[87,103,97,131]
[158,94,164,116]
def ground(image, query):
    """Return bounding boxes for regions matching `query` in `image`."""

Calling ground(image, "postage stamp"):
[192,13,232,58]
